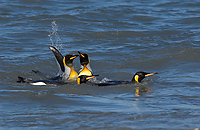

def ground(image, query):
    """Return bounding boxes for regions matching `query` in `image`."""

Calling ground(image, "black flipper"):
[49,46,65,72]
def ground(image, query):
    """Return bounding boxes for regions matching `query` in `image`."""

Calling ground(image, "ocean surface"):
[0,0,200,129]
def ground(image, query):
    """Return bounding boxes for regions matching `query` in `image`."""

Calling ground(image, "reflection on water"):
[134,86,153,97]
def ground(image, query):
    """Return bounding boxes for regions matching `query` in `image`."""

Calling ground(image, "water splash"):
[48,21,63,51]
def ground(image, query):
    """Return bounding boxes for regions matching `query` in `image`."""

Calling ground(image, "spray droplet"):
[49,21,63,51]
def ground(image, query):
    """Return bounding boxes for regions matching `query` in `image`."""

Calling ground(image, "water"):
[1,0,200,129]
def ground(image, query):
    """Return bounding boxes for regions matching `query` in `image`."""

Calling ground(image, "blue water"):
[0,0,200,129]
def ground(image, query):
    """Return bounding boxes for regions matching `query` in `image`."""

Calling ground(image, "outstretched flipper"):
[49,46,79,82]
[49,46,65,72]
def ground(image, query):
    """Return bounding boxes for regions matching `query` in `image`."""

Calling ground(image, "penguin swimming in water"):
[17,75,97,86]
[49,46,78,82]
[132,71,157,83]
[17,76,66,86]
[17,72,156,86]
[77,75,99,84]
[78,51,93,77]
[97,71,158,86]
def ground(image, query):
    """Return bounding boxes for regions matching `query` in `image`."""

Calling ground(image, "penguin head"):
[78,51,90,66]
[77,75,98,84]
[132,71,157,83]
[63,54,78,67]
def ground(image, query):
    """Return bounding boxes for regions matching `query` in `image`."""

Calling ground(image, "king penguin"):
[76,75,99,84]
[49,46,78,82]
[132,72,158,83]
[78,51,93,77]
[97,71,157,86]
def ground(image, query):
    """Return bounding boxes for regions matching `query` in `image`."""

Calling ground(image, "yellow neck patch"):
[68,67,78,81]
[78,65,92,76]
[77,77,81,84]
[63,57,67,66]
[134,75,139,83]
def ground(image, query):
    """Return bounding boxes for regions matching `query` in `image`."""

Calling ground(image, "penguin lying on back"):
[78,51,93,77]
[49,46,78,82]
[97,72,158,86]
[17,75,97,86]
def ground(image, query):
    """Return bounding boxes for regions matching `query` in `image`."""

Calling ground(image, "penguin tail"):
[17,76,30,83]
[17,76,25,83]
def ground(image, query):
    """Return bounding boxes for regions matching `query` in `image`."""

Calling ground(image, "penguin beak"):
[70,55,79,60]
[78,51,85,58]
[86,76,95,80]
[86,75,99,80]
[145,72,158,77]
